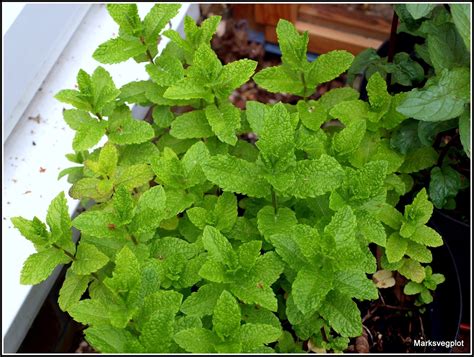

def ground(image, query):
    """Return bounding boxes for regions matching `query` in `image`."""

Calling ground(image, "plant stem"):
[96,113,103,121]
[146,49,155,65]
[130,234,139,246]
[271,188,278,214]
[301,72,308,101]
[52,243,76,261]
[386,10,399,86]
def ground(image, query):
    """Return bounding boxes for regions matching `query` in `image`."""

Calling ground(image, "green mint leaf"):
[143,4,181,45]
[405,4,436,19]
[55,89,92,111]
[404,281,424,295]
[45,192,72,248]
[239,323,282,352]
[151,147,186,188]
[396,68,469,122]
[85,325,140,353]
[334,270,378,300]
[205,103,240,145]
[406,241,432,263]
[426,22,469,73]
[71,242,109,275]
[68,299,110,326]
[346,48,380,85]
[450,4,470,50]
[429,166,462,209]
[98,142,118,178]
[139,313,174,353]
[306,50,354,87]
[90,67,120,114]
[245,101,267,135]
[238,241,262,269]
[188,43,222,83]
[104,246,141,295]
[72,210,126,239]
[118,142,160,166]
[366,72,391,110]
[181,283,224,317]
[187,207,209,229]
[21,248,71,285]
[319,290,362,337]
[203,154,271,198]
[202,226,238,269]
[93,36,146,64]
[214,192,237,232]
[174,328,217,353]
[398,146,437,173]
[386,232,408,263]
[404,188,433,226]
[356,210,386,247]
[253,65,304,96]
[170,110,214,139]
[291,156,344,198]
[146,54,184,87]
[58,269,92,311]
[390,52,425,87]
[152,105,174,128]
[106,4,141,35]
[276,19,308,70]
[11,216,49,248]
[257,206,297,240]
[344,160,388,201]
[292,267,333,315]
[107,107,155,145]
[112,185,134,225]
[63,109,107,151]
[214,59,258,99]
[129,186,166,234]
[459,109,471,158]
[119,81,154,105]
[257,103,295,170]
[398,258,426,283]
[213,290,241,339]
[114,163,154,190]
[164,78,213,102]
[409,225,443,247]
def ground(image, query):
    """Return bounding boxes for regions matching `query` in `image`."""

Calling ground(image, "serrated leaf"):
[406,241,432,263]
[386,232,408,263]
[214,192,237,232]
[143,4,181,44]
[429,166,462,209]
[202,226,238,269]
[334,270,378,300]
[205,103,240,145]
[214,59,257,99]
[181,283,224,317]
[139,313,174,353]
[396,68,469,122]
[90,67,120,114]
[146,54,184,87]
[239,323,282,352]
[68,299,110,326]
[203,154,271,198]
[46,192,72,248]
[319,290,362,337]
[356,210,386,246]
[404,188,433,226]
[11,216,49,248]
[93,36,146,64]
[276,19,308,70]
[63,110,107,151]
[71,242,109,275]
[107,108,155,145]
[104,245,141,295]
[257,206,297,240]
[398,258,426,283]
[253,65,304,96]
[367,72,391,110]
[72,210,126,239]
[21,248,71,285]
[55,89,92,111]
[85,325,140,353]
[129,186,166,234]
[174,328,217,353]
[58,270,92,311]
[306,50,354,87]
[119,81,154,105]
[106,4,141,35]
[170,109,214,139]
[238,241,262,269]
[292,267,332,315]
[410,225,443,247]
[404,281,424,295]
[398,146,437,173]
[213,290,241,339]
[450,4,470,51]
[113,164,155,190]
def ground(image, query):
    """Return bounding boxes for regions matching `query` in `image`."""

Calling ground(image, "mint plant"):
[12,4,448,353]
[348,4,471,211]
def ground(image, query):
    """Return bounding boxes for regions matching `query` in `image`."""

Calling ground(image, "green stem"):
[271,188,278,214]
[96,113,103,121]
[52,243,76,261]
[130,234,139,246]
[146,49,155,65]
[301,72,308,101]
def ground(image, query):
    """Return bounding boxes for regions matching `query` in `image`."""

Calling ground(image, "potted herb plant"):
[11,4,465,353]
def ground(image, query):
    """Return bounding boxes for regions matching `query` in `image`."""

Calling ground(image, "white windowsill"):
[2,3,200,352]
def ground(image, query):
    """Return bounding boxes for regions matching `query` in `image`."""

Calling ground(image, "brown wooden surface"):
[230,4,391,55]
